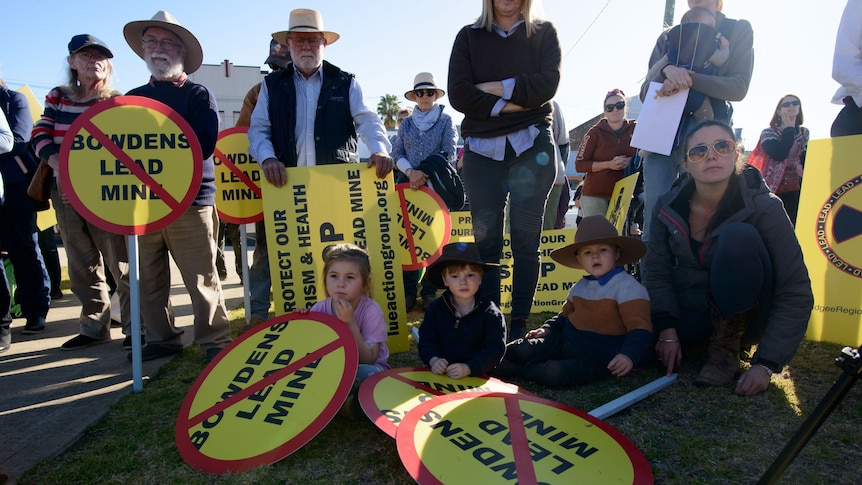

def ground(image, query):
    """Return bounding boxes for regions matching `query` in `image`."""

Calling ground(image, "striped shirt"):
[31,87,118,169]
[556,268,652,364]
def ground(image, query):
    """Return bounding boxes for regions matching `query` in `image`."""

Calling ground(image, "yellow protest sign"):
[396,183,451,270]
[213,127,263,224]
[15,85,43,124]
[176,312,358,474]
[449,211,474,242]
[606,172,640,234]
[448,221,583,313]
[261,164,409,352]
[59,96,203,235]
[396,391,653,484]
[357,367,524,438]
[36,204,57,232]
[797,136,862,346]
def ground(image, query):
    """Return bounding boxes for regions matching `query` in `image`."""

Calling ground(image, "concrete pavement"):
[0,246,247,483]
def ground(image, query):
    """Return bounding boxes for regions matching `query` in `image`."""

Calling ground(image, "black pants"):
[831,96,862,137]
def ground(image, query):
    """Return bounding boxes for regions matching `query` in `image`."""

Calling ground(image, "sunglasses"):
[686,139,736,162]
[780,100,800,108]
[604,101,626,112]
[413,89,438,98]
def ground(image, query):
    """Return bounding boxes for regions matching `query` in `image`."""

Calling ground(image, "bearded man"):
[122,11,232,363]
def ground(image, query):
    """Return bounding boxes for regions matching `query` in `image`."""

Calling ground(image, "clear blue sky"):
[0,1,846,144]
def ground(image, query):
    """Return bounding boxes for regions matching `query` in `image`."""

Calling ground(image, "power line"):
[563,0,612,58]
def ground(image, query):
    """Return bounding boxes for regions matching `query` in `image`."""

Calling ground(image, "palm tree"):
[377,94,400,130]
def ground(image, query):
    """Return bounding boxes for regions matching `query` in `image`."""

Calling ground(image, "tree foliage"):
[377,94,400,130]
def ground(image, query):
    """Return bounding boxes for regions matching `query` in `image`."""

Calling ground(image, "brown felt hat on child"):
[423,242,499,289]
[550,215,646,270]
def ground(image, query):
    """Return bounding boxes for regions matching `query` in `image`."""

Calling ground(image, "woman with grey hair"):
[31,34,140,351]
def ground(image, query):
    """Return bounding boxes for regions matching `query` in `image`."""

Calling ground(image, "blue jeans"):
[249,219,271,320]
[0,182,49,323]
[497,326,610,387]
[642,151,681,246]
[460,127,556,318]
[356,363,387,383]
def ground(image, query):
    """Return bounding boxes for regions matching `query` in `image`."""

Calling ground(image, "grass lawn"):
[20,309,862,484]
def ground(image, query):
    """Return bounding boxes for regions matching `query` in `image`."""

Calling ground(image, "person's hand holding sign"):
[369,152,393,179]
[444,363,470,380]
[261,157,287,187]
[429,356,449,375]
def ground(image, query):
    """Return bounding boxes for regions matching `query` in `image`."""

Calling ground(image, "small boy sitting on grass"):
[493,215,652,386]
[417,242,506,379]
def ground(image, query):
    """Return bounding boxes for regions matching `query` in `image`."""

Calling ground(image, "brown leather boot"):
[694,303,757,386]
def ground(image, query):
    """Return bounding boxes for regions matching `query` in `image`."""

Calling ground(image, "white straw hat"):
[405,72,445,102]
[123,11,203,74]
[272,9,340,47]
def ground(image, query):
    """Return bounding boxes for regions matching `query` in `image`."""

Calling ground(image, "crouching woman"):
[647,119,812,396]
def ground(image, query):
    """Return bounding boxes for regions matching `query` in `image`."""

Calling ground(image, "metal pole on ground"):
[240,224,251,325]
[128,235,143,393]
[588,374,677,420]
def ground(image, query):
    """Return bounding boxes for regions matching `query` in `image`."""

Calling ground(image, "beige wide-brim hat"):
[405,72,445,102]
[550,215,646,270]
[272,8,340,47]
[123,10,204,74]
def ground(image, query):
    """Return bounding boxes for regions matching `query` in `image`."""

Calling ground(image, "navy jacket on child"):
[418,291,506,376]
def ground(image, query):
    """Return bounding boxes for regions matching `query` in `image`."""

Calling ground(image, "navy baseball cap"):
[68,34,114,58]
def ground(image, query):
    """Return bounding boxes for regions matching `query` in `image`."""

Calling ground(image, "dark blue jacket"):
[418,291,506,376]
[264,61,357,166]
[127,78,219,206]
[0,88,38,184]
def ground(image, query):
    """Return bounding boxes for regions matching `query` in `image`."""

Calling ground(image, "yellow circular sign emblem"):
[213,127,263,224]
[357,367,524,438]
[59,96,203,235]
[396,183,451,270]
[176,312,358,474]
[396,392,653,484]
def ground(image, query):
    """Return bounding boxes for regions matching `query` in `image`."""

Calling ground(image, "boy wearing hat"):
[494,215,652,386]
[418,242,506,379]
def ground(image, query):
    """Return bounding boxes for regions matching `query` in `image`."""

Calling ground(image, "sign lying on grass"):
[357,367,523,438]
[176,312,358,474]
[396,391,653,484]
